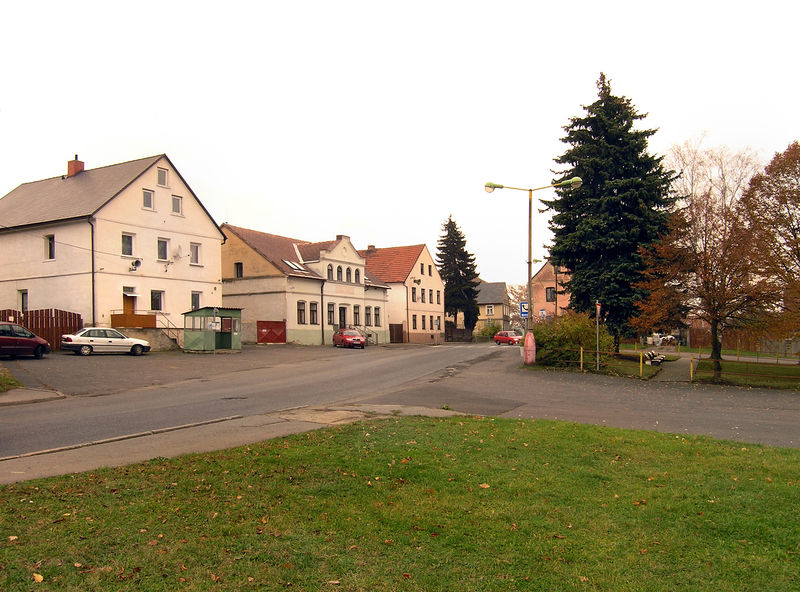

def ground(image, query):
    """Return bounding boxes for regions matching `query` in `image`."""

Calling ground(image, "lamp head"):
[484,182,503,193]
[563,176,582,189]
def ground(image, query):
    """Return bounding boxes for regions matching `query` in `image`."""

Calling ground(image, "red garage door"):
[257,321,286,344]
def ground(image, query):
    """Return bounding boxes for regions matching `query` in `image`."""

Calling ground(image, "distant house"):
[474,280,510,331]
[221,224,390,345]
[360,244,445,344]
[0,155,224,332]
[531,261,570,321]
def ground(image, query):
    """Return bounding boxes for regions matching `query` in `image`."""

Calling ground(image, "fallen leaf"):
[9,535,18,542]
[553,534,566,539]
[33,573,44,583]
[402,573,411,579]
[327,581,341,585]
[479,483,490,489]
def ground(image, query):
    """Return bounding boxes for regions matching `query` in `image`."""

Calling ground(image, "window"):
[44,234,55,260]
[428,265,432,276]
[171,195,183,214]
[365,306,372,326]
[297,301,307,324]
[327,302,335,325]
[234,262,243,278]
[327,264,333,280]
[420,263,424,275]
[437,290,441,304]
[337,266,343,281]
[486,304,495,316]
[411,287,417,302]
[143,189,154,209]
[150,290,164,311]
[18,289,28,313]
[157,238,168,261]
[421,289,426,303]
[412,314,417,330]
[157,167,168,186]
[355,269,360,284]
[430,315,434,330]
[354,305,360,326]
[546,287,556,302]
[122,233,134,256]
[422,315,426,330]
[429,289,433,303]
[310,302,319,325]
[190,242,200,264]
[191,291,201,310]
[437,315,441,329]
[346,267,352,283]
[374,307,381,327]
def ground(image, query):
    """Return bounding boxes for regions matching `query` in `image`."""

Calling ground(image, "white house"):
[0,155,225,333]
[221,224,390,345]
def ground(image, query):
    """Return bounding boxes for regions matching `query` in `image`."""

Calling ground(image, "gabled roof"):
[0,154,223,239]
[359,244,426,283]
[222,224,389,288]
[223,224,320,278]
[476,280,507,305]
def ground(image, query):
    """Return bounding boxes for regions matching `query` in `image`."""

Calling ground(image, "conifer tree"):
[543,73,675,350]
[436,216,480,331]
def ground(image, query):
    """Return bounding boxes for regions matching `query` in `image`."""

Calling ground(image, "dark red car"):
[332,329,365,349]
[494,330,522,346]
[0,321,51,359]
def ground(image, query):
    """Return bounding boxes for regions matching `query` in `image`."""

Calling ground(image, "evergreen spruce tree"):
[543,73,675,350]
[436,216,480,331]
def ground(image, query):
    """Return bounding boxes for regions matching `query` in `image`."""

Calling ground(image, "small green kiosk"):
[182,306,243,352]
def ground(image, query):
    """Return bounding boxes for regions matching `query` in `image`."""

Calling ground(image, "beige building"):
[0,155,224,331]
[221,224,389,345]
[474,281,510,331]
[360,244,445,344]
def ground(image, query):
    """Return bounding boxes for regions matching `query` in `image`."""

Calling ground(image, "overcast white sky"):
[1,1,797,285]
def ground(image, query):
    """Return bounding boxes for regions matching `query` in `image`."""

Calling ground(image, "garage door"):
[257,321,286,344]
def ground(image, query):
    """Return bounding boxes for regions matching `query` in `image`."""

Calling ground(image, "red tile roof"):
[222,224,319,278]
[359,245,425,284]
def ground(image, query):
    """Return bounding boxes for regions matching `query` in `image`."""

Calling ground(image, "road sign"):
[520,302,529,318]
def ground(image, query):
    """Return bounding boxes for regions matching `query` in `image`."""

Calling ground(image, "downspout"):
[320,280,326,345]
[405,283,410,343]
[88,217,97,325]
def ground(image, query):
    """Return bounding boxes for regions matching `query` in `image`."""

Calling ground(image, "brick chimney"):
[67,154,84,177]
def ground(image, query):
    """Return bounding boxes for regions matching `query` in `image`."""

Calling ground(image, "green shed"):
[182,306,243,352]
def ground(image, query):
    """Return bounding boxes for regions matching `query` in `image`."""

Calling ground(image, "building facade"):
[221,224,390,345]
[0,155,224,330]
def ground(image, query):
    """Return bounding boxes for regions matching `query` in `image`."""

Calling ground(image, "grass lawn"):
[695,359,800,389]
[0,365,21,392]
[2,417,798,591]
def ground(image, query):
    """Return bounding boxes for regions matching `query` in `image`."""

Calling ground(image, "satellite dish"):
[171,245,183,261]
[129,259,141,272]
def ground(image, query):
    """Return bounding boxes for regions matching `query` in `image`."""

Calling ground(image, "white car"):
[61,328,151,356]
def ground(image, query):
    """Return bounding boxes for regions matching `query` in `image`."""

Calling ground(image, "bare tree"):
[635,140,781,367]
[507,284,527,330]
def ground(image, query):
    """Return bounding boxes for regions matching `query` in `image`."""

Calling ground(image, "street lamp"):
[484,176,582,365]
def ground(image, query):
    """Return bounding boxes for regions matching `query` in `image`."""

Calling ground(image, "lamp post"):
[485,177,582,365]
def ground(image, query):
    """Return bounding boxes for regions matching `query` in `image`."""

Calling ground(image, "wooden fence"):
[0,309,83,351]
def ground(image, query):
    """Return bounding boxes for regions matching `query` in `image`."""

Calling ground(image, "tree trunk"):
[709,319,723,380]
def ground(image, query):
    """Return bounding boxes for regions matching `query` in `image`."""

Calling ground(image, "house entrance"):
[123,294,135,315]
[338,306,347,329]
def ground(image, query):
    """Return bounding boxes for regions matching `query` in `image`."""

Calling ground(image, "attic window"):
[157,168,168,186]
[282,260,306,272]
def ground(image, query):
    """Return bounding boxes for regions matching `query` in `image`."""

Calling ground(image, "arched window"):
[346,267,352,283]
[355,269,361,284]
[337,266,343,281]
[327,264,333,280]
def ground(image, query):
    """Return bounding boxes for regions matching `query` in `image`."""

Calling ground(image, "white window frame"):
[191,291,201,310]
[122,233,135,256]
[157,238,169,261]
[143,189,154,210]
[171,195,183,215]
[157,167,169,187]
[44,234,55,260]
[486,304,494,316]
[151,290,164,311]
[189,242,201,265]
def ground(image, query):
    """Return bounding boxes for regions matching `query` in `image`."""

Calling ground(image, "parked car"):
[332,328,365,349]
[0,321,51,359]
[61,328,151,356]
[494,330,522,346]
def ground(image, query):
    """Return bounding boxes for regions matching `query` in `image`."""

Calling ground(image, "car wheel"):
[361,344,365,349]
[79,345,92,356]
[131,344,144,356]
[34,346,45,359]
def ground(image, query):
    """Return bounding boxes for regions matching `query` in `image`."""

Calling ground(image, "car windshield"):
[343,331,361,336]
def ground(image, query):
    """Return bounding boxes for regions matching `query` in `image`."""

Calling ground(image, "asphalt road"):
[1,343,799,483]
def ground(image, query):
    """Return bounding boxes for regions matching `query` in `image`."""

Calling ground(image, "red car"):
[494,330,522,345]
[332,329,365,349]
[0,321,51,359]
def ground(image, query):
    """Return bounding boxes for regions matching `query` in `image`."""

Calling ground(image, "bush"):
[474,322,502,338]
[531,311,614,366]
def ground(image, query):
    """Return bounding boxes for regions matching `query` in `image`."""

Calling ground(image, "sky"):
[1,1,798,286]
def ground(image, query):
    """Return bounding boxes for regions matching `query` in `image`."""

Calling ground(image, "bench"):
[644,350,665,366]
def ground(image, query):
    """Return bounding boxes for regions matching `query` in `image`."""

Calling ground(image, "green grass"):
[2,417,799,590]
[695,359,800,389]
[0,365,21,392]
